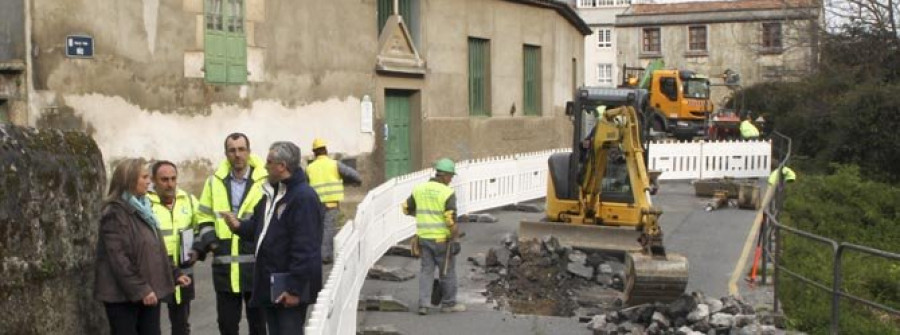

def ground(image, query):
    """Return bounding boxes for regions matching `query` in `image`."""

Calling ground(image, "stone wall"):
[0,125,107,334]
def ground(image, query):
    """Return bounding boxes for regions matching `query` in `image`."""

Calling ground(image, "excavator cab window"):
[659,77,678,101]
[600,147,635,203]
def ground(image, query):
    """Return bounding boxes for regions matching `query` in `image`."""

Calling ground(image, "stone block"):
[359,296,410,312]
[367,265,415,282]
[0,126,107,334]
[358,324,404,335]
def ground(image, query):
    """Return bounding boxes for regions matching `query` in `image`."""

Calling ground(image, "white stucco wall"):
[58,94,375,166]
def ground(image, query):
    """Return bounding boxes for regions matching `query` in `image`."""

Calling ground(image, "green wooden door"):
[385,91,412,179]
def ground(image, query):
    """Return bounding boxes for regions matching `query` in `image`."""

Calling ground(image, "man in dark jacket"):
[222,141,324,335]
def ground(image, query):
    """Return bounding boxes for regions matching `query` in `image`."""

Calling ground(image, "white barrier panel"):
[648,139,771,180]
[647,140,703,180]
[305,149,566,334]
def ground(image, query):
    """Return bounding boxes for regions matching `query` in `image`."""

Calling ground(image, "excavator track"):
[623,252,689,306]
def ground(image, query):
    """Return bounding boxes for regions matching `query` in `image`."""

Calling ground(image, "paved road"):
[357,180,762,334]
[168,180,763,334]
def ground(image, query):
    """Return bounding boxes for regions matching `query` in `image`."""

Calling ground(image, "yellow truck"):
[622,60,714,140]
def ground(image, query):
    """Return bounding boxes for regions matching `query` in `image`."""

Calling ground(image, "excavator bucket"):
[518,220,643,252]
[518,220,689,305]
[624,252,689,306]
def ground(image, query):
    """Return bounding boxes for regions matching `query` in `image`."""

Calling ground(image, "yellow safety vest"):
[768,167,796,185]
[740,120,760,138]
[196,155,267,293]
[307,155,344,204]
[412,181,454,240]
[148,189,199,304]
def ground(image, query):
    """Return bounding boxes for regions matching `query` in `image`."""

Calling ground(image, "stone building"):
[2,0,589,192]
[615,0,821,105]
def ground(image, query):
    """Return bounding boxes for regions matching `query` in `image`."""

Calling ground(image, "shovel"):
[430,241,453,306]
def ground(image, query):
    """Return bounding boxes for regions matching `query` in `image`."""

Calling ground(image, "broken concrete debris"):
[587,292,791,335]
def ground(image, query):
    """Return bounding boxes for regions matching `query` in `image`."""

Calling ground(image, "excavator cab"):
[520,87,688,306]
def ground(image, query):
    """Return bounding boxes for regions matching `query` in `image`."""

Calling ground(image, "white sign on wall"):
[360,95,373,133]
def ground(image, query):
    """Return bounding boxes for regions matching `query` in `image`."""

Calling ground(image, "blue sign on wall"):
[65,35,93,58]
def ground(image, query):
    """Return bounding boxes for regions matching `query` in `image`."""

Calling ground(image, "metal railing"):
[758,131,900,334]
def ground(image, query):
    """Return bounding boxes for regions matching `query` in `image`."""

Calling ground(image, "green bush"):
[779,165,900,334]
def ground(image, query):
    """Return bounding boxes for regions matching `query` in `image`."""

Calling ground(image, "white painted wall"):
[58,94,376,166]
[576,6,629,87]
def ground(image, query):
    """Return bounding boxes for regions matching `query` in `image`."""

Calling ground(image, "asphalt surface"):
[165,180,765,334]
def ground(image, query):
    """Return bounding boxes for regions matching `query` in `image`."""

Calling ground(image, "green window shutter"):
[377,0,391,34]
[523,45,541,116]
[205,0,227,84]
[204,0,246,85]
[225,0,246,84]
[378,0,412,36]
[468,38,490,117]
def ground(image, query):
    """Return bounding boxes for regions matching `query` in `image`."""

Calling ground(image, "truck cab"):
[622,62,714,140]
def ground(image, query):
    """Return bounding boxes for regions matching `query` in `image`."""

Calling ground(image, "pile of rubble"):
[587,293,787,335]
[470,234,625,316]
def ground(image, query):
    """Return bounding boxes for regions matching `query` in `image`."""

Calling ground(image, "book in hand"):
[179,229,194,266]
[271,272,311,304]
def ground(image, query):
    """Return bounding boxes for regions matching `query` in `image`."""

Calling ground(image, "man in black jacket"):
[222,141,324,335]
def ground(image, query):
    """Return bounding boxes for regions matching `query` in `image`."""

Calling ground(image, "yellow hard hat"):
[312,138,327,150]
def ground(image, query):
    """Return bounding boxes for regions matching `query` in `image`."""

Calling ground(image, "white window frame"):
[598,28,612,49]
[597,63,613,86]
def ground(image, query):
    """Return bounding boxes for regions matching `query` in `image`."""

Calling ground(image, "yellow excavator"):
[519,87,688,305]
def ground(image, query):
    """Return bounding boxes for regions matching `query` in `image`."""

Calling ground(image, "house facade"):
[567,0,631,88]
[615,0,821,105]
[3,0,589,192]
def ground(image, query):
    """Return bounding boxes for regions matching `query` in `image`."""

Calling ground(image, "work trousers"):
[418,238,457,308]
[321,207,340,262]
[104,301,161,335]
[215,291,266,335]
[263,304,309,335]
[164,301,191,335]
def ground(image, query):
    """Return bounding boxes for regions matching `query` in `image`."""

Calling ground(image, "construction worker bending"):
[148,160,200,335]
[307,138,362,264]
[740,114,760,139]
[768,166,797,185]
[193,133,268,335]
[404,158,465,315]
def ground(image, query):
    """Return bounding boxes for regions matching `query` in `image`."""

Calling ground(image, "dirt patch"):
[477,239,621,317]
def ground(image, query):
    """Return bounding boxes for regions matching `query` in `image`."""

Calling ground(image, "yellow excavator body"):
[519,87,688,306]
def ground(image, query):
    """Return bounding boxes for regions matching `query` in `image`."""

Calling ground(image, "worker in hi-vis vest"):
[403,158,466,316]
[193,133,267,335]
[306,138,361,264]
[148,160,200,335]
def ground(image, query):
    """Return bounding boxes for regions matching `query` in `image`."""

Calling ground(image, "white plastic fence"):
[647,139,771,180]
[304,149,565,334]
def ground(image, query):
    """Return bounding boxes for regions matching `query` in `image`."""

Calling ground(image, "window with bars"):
[204,0,246,84]
[468,38,491,117]
[598,28,612,49]
[523,45,541,116]
[642,27,661,54]
[688,26,707,52]
[762,22,782,50]
[597,63,613,86]
[377,0,418,47]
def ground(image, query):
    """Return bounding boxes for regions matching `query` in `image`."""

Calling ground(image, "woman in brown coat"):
[95,158,191,335]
